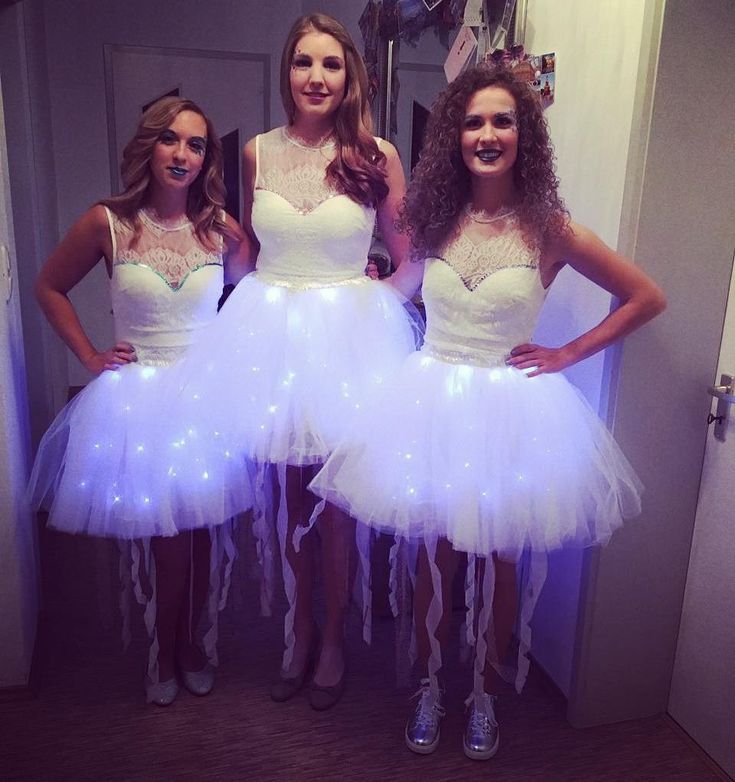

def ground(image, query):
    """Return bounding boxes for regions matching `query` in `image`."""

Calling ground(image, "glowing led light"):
[93,443,101,450]
[408,487,416,495]
[202,471,209,480]
[79,481,87,488]
[144,496,151,504]
[268,405,278,414]
[192,393,200,400]
[123,404,131,412]
[136,445,144,453]
[187,429,195,436]
[404,453,413,460]
[112,495,121,504]
[420,356,433,368]
[464,462,471,468]
[445,483,452,489]
[265,287,282,303]
[224,451,231,458]
[141,367,156,379]
[167,467,176,477]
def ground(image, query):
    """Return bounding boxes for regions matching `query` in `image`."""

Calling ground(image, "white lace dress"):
[176,127,420,465]
[29,207,254,538]
[170,128,421,659]
[311,214,641,556]
[310,214,642,692]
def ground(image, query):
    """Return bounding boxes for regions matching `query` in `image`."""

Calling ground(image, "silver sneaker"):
[405,678,446,755]
[463,692,499,760]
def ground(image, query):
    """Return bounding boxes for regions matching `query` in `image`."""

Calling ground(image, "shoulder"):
[79,204,114,242]
[374,137,399,162]
[243,136,258,166]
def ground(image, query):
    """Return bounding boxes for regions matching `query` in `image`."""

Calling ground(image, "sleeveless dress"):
[175,127,420,465]
[169,127,421,662]
[310,214,642,693]
[311,214,641,555]
[28,207,253,538]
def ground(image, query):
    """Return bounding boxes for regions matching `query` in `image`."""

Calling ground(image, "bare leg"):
[414,537,460,680]
[312,501,353,687]
[151,532,191,682]
[482,554,518,693]
[175,528,211,671]
[281,464,317,677]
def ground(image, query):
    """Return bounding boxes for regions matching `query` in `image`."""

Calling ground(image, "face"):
[460,86,518,182]
[289,31,347,122]
[149,110,207,192]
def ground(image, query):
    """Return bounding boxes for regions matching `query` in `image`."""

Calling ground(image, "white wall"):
[0,70,38,689]
[520,0,648,696]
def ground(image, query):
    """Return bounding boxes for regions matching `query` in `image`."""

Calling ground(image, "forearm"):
[563,293,664,366]
[37,288,98,366]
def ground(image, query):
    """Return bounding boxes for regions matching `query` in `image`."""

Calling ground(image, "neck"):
[146,184,188,219]
[469,174,516,215]
[290,114,336,144]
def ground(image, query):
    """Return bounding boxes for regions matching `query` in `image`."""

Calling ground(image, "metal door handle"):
[708,373,734,441]
[708,384,735,405]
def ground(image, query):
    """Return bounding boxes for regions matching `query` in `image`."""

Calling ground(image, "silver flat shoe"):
[405,678,445,755]
[463,692,499,760]
[180,663,215,697]
[145,677,179,707]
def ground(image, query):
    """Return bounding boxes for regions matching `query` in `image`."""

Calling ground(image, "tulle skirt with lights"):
[171,273,423,466]
[310,350,642,558]
[28,360,254,539]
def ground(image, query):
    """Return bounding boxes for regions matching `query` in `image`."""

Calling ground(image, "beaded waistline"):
[132,344,185,367]
[254,270,369,290]
[421,342,509,369]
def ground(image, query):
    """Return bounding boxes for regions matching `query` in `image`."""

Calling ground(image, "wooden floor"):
[1,527,725,782]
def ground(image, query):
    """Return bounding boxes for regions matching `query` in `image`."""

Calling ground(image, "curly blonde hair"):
[399,65,569,257]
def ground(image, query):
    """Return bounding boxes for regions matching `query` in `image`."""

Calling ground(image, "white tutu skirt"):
[310,351,642,557]
[172,274,422,466]
[28,361,254,539]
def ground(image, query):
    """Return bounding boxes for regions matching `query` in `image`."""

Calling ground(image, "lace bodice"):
[105,207,224,365]
[251,127,376,287]
[422,215,546,367]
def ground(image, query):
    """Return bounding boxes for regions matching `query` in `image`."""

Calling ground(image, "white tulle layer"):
[311,351,642,557]
[28,362,254,538]
[171,274,422,466]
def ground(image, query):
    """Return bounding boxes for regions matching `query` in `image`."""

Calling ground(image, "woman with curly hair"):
[173,13,419,710]
[29,97,253,705]
[311,65,665,758]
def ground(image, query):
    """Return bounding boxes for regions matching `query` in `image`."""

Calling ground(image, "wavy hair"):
[399,65,569,256]
[280,13,388,207]
[99,96,226,250]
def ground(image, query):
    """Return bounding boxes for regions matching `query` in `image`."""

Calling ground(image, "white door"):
[668,248,735,777]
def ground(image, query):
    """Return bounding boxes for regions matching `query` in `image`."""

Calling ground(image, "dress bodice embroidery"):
[104,207,224,365]
[250,127,377,288]
[422,215,546,367]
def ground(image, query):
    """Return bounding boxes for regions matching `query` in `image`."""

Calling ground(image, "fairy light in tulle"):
[266,287,282,303]
[268,405,278,414]
[93,443,101,450]
[143,496,151,505]
[136,444,144,453]
[141,367,156,379]
[202,471,209,480]
[79,480,87,488]
[168,467,176,477]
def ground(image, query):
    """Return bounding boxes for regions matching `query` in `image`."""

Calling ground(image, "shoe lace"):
[410,678,446,728]
[468,693,498,734]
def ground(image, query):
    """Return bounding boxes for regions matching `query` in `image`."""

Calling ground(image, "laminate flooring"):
[0,527,724,782]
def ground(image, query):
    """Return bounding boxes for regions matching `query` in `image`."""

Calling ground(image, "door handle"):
[707,384,735,405]
[707,373,733,442]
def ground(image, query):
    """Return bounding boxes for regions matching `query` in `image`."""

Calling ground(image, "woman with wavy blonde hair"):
[30,96,253,705]
[171,12,420,711]
[312,64,665,758]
